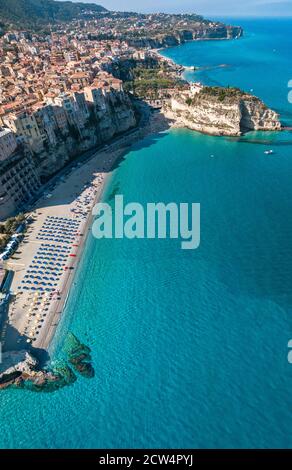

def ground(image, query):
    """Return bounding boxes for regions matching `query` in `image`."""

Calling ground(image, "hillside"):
[0,0,107,29]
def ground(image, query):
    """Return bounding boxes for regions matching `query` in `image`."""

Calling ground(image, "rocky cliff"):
[164,87,281,136]
[35,90,136,180]
[125,24,243,49]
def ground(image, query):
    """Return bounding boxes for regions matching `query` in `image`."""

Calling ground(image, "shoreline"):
[154,40,235,81]
[2,108,172,359]
[38,171,109,352]
[155,45,282,136]
[4,35,272,364]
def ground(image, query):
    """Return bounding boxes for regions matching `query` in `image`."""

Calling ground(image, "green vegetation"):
[0,0,107,30]
[186,86,252,106]
[124,67,184,99]
[201,86,245,101]
[0,213,25,251]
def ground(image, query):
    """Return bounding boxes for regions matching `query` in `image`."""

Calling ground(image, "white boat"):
[264,150,274,155]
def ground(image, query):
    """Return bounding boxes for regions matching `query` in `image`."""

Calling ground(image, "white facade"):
[0,127,17,161]
[190,82,204,95]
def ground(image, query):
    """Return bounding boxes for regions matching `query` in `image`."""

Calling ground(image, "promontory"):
[163,84,281,136]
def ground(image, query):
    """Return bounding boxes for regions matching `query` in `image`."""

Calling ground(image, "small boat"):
[264,150,274,155]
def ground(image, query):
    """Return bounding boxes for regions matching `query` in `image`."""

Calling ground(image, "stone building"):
[0,149,41,220]
[0,128,17,161]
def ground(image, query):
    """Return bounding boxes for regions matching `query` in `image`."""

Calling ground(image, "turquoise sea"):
[0,18,292,449]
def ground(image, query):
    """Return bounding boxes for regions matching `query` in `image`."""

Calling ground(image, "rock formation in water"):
[0,333,94,391]
[63,333,95,378]
[0,350,77,391]
[164,86,281,136]
[0,350,37,389]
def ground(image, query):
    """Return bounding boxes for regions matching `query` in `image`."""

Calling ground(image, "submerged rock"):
[0,333,94,392]
[63,333,95,378]
[71,361,95,379]
[63,333,91,358]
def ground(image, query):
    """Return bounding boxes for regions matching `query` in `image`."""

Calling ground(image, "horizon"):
[63,0,292,17]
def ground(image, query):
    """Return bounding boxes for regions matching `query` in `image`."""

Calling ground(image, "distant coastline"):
[154,43,281,136]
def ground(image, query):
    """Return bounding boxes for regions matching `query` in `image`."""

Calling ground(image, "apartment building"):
[0,150,41,220]
[0,128,17,161]
[3,111,44,153]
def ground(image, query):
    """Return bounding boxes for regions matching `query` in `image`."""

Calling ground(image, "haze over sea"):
[0,18,292,449]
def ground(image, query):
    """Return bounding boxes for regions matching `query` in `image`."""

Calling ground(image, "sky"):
[68,0,292,17]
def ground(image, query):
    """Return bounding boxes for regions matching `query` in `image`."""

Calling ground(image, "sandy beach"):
[2,109,171,355]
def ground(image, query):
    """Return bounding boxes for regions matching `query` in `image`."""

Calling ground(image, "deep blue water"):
[162,18,292,125]
[0,19,292,449]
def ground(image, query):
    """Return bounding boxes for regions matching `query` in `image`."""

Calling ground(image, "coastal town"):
[0,15,197,220]
[0,9,193,386]
[0,5,281,388]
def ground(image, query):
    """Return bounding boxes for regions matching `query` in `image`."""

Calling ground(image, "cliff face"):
[96,90,136,141]
[36,90,136,180]
[192,24,243,40]
[239,99,281,132]
[126,24,243,49]
[164,89,281,136]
